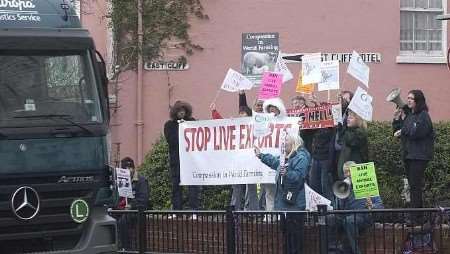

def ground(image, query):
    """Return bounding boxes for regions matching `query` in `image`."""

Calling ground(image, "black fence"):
[109,207,450,254]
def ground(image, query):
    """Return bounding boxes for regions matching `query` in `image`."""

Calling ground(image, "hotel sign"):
[281,52,382,64]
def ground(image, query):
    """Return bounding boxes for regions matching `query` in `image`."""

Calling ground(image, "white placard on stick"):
[253,113,273,138]
[348,86,373,121]
[347,51,370,87]
[305,183,333,211]
[221,68,254,92]
[318,60,340,91]
[116,168,133,198]
[302,53,322,84]
[274,52,293,83]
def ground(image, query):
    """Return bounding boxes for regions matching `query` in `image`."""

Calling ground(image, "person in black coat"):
[117,157,149,249]
[163,101,200,213]
[393,90,435,209]
[329,90,353,182]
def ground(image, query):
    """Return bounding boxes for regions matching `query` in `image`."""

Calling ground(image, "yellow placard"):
[295,72,314,94]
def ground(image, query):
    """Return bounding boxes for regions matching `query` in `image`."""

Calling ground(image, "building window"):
[398,0,447,63]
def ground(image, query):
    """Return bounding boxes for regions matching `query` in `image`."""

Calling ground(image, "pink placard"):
[258,72,283,99]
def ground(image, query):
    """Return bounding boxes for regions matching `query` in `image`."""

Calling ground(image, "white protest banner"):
[274,52,293,83]
[116,168,133,198]
[331,104,343,125]
[347,51,370,87]
[302,53,322,84]
[348,86,373,121]
[179,117,300,185]
[305,183,333,211]
[253,113,273,138]
[318,60,339,91]
[221,68,254,92]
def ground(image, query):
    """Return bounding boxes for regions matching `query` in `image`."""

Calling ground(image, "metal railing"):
[109,207,450,254]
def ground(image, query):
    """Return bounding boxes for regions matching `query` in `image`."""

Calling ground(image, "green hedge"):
[139,136,231,210]
[140,122,450,209]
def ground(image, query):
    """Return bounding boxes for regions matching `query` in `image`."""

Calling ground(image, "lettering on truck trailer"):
[0,0,40,22]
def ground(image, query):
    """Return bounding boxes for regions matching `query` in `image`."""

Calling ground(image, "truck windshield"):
[0,50,103,128]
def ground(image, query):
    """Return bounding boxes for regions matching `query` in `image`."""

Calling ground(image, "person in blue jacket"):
[254,132,311,254]
[328,161,384,254]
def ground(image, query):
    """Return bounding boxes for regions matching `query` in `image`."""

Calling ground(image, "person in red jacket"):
[210,98,258,211]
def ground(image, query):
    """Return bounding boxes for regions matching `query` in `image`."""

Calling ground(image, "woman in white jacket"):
[261,97,287,221]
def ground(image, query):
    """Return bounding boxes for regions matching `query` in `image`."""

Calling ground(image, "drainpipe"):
[136,0,144,164]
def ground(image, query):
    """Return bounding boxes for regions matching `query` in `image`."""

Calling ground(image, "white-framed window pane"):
[430,0,443,8]
[401,42,414,50]
[401,0,415,8]
[415,42,427,50]
[415,0,428,8]
[430,42,442,50]
[400,0,444,55]
[401,12,414,40]
[414,13,427,41]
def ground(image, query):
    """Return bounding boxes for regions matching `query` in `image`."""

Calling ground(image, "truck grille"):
[0,174,104,252]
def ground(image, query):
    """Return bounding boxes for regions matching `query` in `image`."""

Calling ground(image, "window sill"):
[396,55,447,64]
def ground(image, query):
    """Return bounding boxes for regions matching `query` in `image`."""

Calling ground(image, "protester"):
[118,157,149,210]
[309,124,335,200]
[163,101,200,217]
[337,110,368,179]
[328,161,384,254]
[261,97,287,220]
[209,102,258,211]
[330,90,354,181]
[291,96,307,109]
[392,90,434,210]
[117,157,150,250]
[239,90,264,113]
[238,90,265,209]
[254,132,311,254]
[291,95,315,154]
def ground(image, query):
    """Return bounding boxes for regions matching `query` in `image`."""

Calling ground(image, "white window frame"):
[397,0,448,64]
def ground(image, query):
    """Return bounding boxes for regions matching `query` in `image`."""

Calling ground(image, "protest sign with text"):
[258,72,283,99]
[305,183,333,211]
[274,52,293,83]
[241,32,279,85]
[221,68,254,92]
[348,86,373,121]
[116,168,133,198]
[347,51,370,87]
[350,162,380,199]
[179,117,300,185]
[318,60,340,91]
[253,113,274,137]
[331,104,343,125]
[286,104,335,129]
[302,53,322,84]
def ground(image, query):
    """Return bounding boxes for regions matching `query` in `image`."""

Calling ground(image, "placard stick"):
[211,88,222,105]
[327,90,331,103]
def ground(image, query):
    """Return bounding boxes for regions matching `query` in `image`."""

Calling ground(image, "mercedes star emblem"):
[11,186,40,220]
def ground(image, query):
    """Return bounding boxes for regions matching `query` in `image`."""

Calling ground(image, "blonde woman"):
[254,132,311,254]
[337,110,368,179]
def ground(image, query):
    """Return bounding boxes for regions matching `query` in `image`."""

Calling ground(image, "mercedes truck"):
[0,0,117,253]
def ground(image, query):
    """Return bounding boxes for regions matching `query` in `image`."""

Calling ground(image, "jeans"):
[230,184,259,210]
[309,159,333,200]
